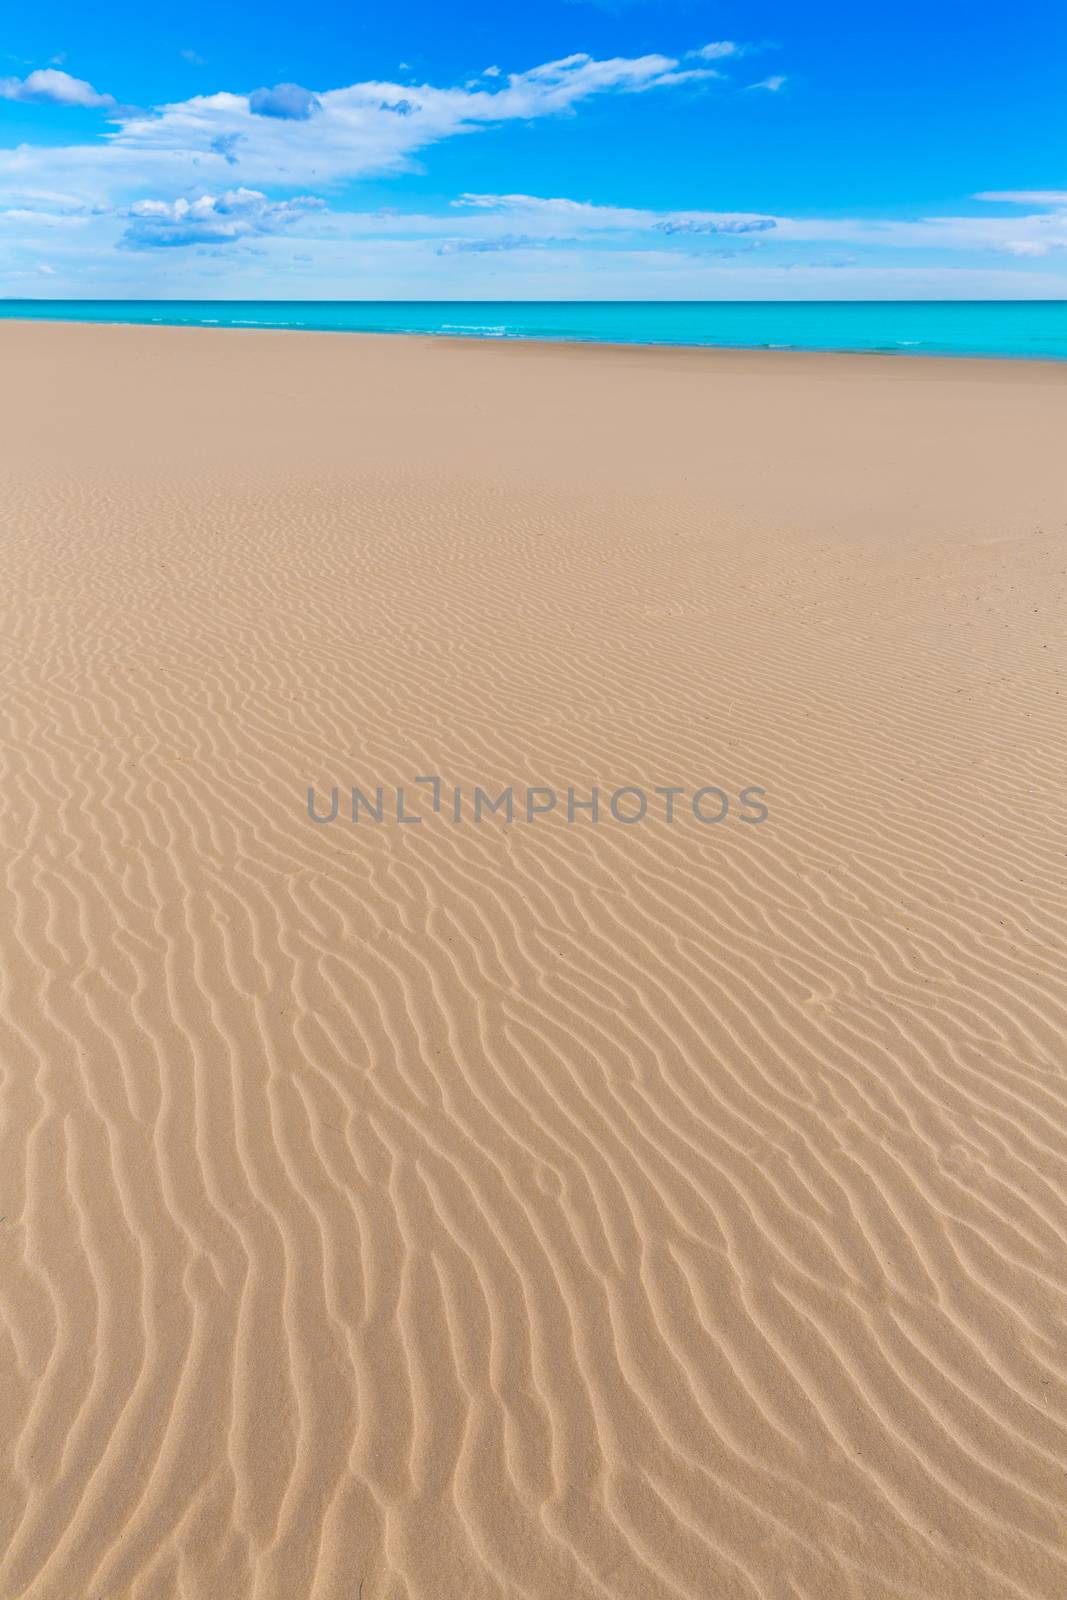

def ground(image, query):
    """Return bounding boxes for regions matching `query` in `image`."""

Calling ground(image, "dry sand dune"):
[1,322,1066,1600]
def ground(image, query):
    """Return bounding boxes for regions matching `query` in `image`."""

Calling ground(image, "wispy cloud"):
[436,234,562,255]
[0,48,733,212]
[974,190,1067,207]
[0,67,115,109]
[653,216,776,236]
[453,194,778,238]
[690,42,742,62]
[448,191,1067,258]
[9,180,1067,266]
[3,40,1063,294]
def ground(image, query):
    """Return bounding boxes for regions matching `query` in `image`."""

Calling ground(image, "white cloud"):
[446,191,1067,259]
[453,193,777,238]
[974,191,1067,207]
[2,45,1064,293]
[0,67,115,109]
[0,49,725,211]
[640,68,721,90]
[749,75,787,93]
[8,178,1067,267]
[120,187,323,248]
[691,42,740,61]
[654,216,776,236]
[6,220,1064,301]
[436,233,556,255]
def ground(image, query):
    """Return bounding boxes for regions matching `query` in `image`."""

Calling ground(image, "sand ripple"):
[1,326,1066,1599]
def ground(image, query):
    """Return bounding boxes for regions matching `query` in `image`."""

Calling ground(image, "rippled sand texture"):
[2,324,1066,1600]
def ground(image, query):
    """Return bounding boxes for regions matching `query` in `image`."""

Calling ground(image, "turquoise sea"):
[2,300,1066,360]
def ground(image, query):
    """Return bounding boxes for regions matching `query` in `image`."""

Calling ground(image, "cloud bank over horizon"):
[0,33,1064,298]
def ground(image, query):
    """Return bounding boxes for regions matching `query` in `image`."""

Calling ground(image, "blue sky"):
[2,0,1065,298]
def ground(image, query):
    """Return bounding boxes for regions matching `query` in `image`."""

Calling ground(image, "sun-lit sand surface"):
[2,322,1066,1600]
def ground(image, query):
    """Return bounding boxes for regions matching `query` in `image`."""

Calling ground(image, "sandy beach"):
[2,321,1066,1600]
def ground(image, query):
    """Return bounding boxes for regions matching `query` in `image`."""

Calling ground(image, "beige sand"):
[1,322,1066,1600]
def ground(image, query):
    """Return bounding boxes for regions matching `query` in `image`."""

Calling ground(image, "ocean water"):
[2,299,1066,359]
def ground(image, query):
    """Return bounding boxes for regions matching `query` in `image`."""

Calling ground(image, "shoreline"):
[1,303,1065,366]
[3,313,1066,376]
